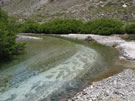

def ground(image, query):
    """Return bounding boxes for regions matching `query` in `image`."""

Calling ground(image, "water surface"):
[0,35,124,101]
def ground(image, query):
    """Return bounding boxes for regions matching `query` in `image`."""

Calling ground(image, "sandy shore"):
[60,34,135,101]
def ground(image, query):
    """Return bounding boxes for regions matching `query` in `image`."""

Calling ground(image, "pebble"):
[69,69,135,101]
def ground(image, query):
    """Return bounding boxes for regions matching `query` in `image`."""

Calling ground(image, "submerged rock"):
[84,36,93,42]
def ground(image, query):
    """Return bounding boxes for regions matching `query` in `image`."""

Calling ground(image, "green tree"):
[0,8,24,62]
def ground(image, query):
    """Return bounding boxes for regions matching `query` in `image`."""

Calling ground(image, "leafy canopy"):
[0,8,24,62]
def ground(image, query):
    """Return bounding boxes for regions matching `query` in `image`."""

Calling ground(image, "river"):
[0,35,124,101]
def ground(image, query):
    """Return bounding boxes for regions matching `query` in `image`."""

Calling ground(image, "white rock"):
[122,4,127,8]
[117,42,135,60]
[16,35,43,41]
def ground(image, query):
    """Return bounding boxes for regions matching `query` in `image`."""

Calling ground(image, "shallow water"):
[0,35,124,101]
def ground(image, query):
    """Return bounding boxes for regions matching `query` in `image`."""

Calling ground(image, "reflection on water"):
[0,35,125,101]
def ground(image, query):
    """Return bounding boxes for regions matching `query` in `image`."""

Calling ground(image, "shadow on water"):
[0,34,126,101]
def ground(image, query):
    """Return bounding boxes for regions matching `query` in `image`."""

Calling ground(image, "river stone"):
[0,76,9,92]
[85,36,94,42]
[69,69,135,101]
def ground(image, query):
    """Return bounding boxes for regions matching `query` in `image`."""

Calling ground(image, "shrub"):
[0,8,8,23]
[18,18,125,35]
[39,19,83,34]
[20,20,39,33]
[0,8,24,62]
[122,34,135,41]
[125,24,135,34]
[80,19,124,35]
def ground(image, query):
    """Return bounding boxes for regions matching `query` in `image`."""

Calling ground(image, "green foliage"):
[122,34,135,41]
[80,19,124,35]
[19,18,125,35]
[39,19,83,34]
[19,20,39,33]
[0,8,24,62]
[0,8,8,23]
[125,24,135,34]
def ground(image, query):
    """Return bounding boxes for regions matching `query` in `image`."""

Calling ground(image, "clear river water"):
[0,35,125,101]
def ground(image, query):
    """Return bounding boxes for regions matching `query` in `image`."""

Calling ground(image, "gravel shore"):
[68,69,135,101]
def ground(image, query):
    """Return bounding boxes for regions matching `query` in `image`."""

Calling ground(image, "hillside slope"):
[1,0,135,22]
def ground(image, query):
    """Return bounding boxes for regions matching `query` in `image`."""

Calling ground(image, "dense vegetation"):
[39,19,83,34]
[18,18,135,39]
[125,24,135,34]
[122,34,135,41]
[19,20,39,33]
[0,8,24,62]
[19,18,128,35]
[80,19,124,35]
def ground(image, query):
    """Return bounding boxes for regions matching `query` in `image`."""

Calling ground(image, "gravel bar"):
[69,69,135,101]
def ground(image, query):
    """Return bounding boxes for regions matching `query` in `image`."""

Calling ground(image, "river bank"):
[60,34,135,101]
[69,69,135,101]
[60,34,135,64]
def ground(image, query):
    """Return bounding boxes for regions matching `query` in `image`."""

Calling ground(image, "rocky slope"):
[1,0,135,22]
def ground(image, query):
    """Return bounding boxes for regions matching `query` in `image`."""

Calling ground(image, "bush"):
[80,19,124,35]
[39,19,83,34]
[0,8,24,62]
[0,8,8,23]
[19,18,125,35]
[20,20,39,33]
[125,24,135,34]
[122,34,135,41]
